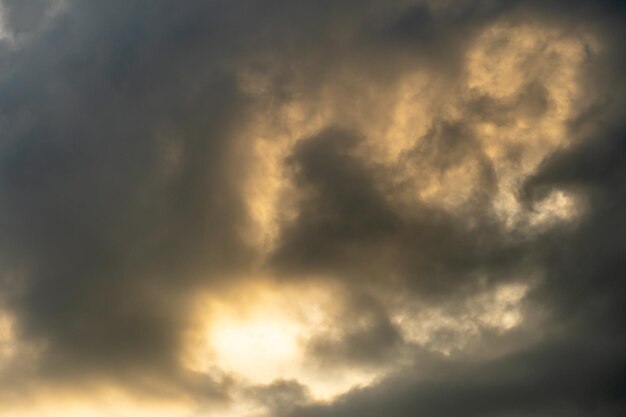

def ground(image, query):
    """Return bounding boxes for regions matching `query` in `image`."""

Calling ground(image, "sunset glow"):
[0,1,624,416]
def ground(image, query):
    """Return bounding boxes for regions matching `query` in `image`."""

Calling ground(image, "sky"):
[0,0,624,416]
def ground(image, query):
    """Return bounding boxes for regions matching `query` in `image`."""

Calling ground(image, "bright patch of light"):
[0,390,191,417]
[209,307,301,382]
[395,282,531,354]
[187,282,382,402]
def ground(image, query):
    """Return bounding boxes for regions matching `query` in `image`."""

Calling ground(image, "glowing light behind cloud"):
[240,23,596,260]
[0,1,622,416]
[187,282,382,402]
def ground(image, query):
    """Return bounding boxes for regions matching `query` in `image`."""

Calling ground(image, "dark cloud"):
[305,290,405,368]
[0,0,261,397]
[247,379,311,415]
[288,155,626,415]
[289,338,626,417]
[1,0,51,35]
[0,0,624,415]
[272,125,523,298]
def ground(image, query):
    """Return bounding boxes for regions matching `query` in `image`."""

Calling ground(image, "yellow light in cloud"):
[209,304,301,382]
[0,312,16,365]
[0,389,191,417]
[187,281,382,401]
[394,282,531,355]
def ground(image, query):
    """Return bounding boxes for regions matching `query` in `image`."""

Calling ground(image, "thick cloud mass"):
[0,0,624,416]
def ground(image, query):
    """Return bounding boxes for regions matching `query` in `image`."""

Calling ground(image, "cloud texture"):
[0,0,624,416]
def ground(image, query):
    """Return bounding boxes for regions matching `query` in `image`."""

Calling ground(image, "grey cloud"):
[305,290,405,368]
[247,379,311,416]
[289,339,626,417]
[0,0,623,415]
[273,1,626,416]
[282,7,626,412]
[0,0,262,397]
[1,0,51,35]
[271,125,522,298]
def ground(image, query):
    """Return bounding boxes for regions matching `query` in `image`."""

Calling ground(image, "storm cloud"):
[0,0,624,416]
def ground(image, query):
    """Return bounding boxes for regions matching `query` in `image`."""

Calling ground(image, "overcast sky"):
[0,1,624,416]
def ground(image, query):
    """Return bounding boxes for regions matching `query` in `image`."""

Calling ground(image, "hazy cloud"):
[0,0,624,415]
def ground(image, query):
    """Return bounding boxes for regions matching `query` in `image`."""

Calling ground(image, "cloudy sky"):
[0,0,624,416]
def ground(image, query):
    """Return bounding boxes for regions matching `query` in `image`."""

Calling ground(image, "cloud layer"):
[0,1,624,416]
